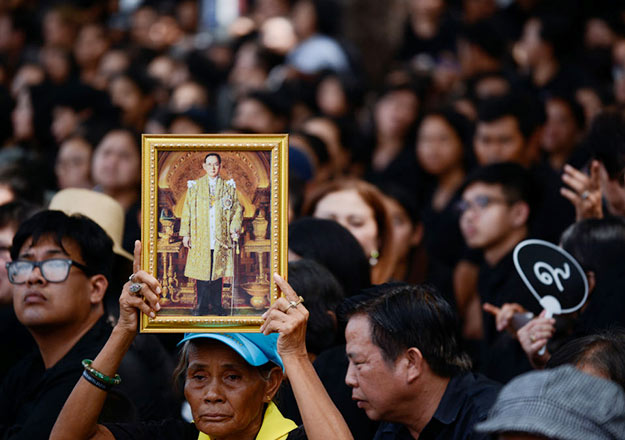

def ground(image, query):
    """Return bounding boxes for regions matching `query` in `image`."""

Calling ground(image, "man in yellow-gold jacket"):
[180,153,242,315]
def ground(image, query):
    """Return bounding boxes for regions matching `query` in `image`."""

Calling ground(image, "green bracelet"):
[81,359,122,386]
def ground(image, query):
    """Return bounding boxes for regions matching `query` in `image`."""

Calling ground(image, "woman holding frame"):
[51,241,353,440]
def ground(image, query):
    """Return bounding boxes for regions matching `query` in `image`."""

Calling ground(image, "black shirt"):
[477,250,541,383]
[373,372,499,440]
[0,317,114,439]
[0,306,35,380]
[0,317,177,439]
[106,418,307,440]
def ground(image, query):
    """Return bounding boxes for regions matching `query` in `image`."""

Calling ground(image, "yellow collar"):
[197,402,297,440]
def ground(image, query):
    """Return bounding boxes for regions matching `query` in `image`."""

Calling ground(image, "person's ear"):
[326,310,338,332]
[264,366,284,402]
[88,274,108,304]
[410,222,424,247]
[510,201,530,227]
[403,347,424,383]
[586,271,596,295]
[525,127,543,166]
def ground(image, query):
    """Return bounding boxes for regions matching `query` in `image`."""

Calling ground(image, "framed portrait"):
[140,134,288,333]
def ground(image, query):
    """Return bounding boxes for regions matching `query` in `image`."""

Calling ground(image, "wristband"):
[81,359,122,386]
[82,369,111,391]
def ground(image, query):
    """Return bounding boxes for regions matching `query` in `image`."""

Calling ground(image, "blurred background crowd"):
[3,0,625,437]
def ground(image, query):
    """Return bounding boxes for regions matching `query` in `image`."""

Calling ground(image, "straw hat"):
[49,188,134,261]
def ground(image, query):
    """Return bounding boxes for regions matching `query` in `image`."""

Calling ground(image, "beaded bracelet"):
[81,359,122,386]
[82,370,111,391]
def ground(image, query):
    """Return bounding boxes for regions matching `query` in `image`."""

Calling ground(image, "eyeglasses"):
[456,195,508,215]
[6,259,90,284]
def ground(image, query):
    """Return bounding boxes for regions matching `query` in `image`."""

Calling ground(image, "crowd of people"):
[3,0,625,439]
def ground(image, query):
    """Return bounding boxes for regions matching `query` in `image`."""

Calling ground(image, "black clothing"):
[373,372,499,440]
[420,187,465,306]
[106,418,307,440]
[529,163,576,244]
[0,317,177,439]
[122,200,141,254]
[396,16,459,62]
[0,306,35,380]
[196,278,224,315]
[0,318,117,439]
[365,147,425,195]
[277,345,379,440]
[477,249,541,383]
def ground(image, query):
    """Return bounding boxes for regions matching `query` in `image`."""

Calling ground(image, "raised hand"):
[117,240,162,333]
[517,311,556,369]
[561,160,603,220]
[260,273,308,360]
[483,302,528,334]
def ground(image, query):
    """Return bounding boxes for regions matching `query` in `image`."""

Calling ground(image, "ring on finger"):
[129,282,143,296]
[530,334,536,343]
[581,190,590,200]
[129,273,137,283]
[287,296,305,310]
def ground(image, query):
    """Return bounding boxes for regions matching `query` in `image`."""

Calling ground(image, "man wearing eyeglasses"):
[458,162,542,383]
[0,210,112,438]
[0,210,177,439]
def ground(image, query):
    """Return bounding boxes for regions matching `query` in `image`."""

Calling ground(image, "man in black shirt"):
[342,283,499,440]
[0,210,176,439]
[459,163,542,382]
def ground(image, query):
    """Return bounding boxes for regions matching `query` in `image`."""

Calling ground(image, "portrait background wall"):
[141,135,288,333]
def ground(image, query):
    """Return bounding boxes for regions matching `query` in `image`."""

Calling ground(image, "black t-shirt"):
[477,250,540,383]
[106,419,307,440]
[0,317,178,439]
[0,318,115,439]
[373,372,499,440]
[0,306,36,380]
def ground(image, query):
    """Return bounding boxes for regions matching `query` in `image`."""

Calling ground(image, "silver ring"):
[129,273,137,283]
[129,283,143,295]
[581,191,589,200]
[287,296,305,310]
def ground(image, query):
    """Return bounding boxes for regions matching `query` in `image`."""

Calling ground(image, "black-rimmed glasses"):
[6,259,90,284]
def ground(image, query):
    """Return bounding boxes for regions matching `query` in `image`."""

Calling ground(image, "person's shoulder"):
[453,372,501,417]
[0,350,41,392]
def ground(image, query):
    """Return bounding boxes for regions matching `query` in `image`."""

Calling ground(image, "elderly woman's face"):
[184,342,280,439]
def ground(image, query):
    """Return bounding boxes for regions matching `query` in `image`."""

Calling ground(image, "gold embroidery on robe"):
[180,175,243,281]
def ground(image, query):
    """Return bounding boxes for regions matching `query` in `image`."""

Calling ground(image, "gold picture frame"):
[140,134,288,333]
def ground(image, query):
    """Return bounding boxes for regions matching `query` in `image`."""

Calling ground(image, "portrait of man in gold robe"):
[179,153,243,315]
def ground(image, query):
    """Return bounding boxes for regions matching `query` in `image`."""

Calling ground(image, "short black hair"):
[341,283,471,377]
[477,94,545,141]
[534,14,576,62]
[460,19,506,59]
[0,200,40,230]
[461,162,534,207]
[560,217,625,274]
[11,210,114,283]
[546,92,585,131]
[204,152,221,164]
[288,259,344,355]
[547,329,625,390]
[289,217,371,297]
[584,110,625,179]
[375,182,421,226]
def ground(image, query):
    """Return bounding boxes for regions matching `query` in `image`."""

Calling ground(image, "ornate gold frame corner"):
[140,134,288,333]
